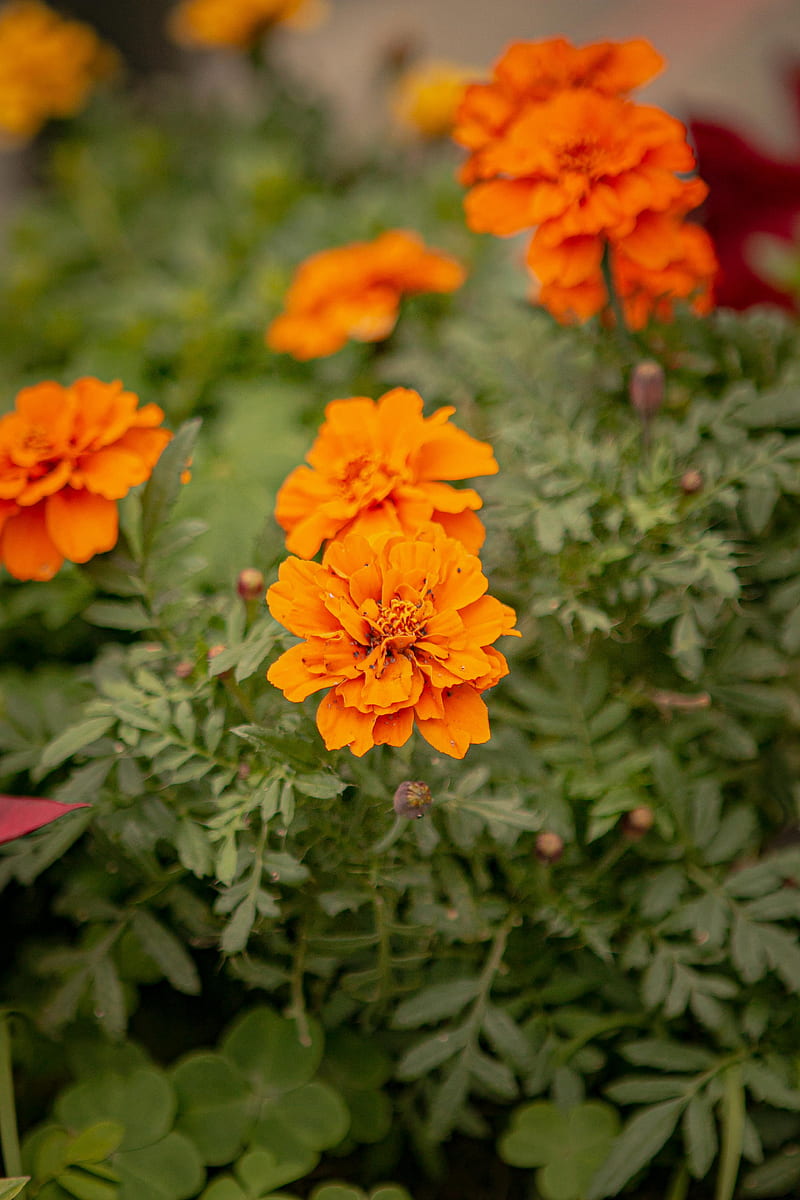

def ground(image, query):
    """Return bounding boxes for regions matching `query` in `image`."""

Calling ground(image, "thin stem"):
[0,1012,22,1178]
[287,924,311,1047]
[666,1163,690,1200]
[600,241,635,353]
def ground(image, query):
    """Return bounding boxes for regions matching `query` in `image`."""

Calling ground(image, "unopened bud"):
[680,469,703,495]
[629,361,664,420]
[174,660,194,679]
[393,780,433,819]
[237,762,251,780]
[622,806,655,840]
[535,831,564,864]
[237,567,265,603]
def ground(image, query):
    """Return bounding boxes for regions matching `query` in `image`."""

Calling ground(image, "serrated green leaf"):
[395,1027,468,1081]
[40,718,115,773]
[83,602,152,632]
[586,1098,685,1200]
[130,911,200,996]
[392,978,480,1029]
[683,1091,717,1179]
[140,420,201,559]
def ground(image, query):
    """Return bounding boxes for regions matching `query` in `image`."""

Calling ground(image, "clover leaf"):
[499,1101,620,1200]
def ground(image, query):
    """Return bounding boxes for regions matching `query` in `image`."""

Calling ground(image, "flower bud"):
[629,361,664,420]
[622,806,655,840]
[535,830,564,863]
[680,469,703,495]
[237,567,265,602]
[393,780,433,819]
[174,660,194,679]
[207,644,227,662]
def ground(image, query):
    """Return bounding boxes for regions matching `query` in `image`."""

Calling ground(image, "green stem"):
[0,1012,22,1178]
[600,241,635,353]
[666,1162,690,1200]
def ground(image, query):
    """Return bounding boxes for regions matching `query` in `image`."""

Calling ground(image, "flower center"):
[340,453,398,505]
[556,135,602,176]
[371,597,427,643]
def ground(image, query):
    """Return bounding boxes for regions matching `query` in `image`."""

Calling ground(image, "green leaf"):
[235,621,280,684]
[67,1122,126,1165]
[130,911,200,996]
[57,1166,118,1200]
[586,1098,685,1200]
[56,1069,175,1152]
[293,773,345,800]
[395,1028,467,1080]
[392,979,480,1028]
[222,1007,323,1096]
[272,1082,350,1149]
[83,602,152,632]
[91,958,127,1041]
[117,1131,205,1200]
[220,896,257,956]
[683,1091,717,1179]
[40,718,115,773]
[0,1182,30,1200]
[237,1133,316,1191]
[171,1053,252,1165]
[140,420,201,559]
[620,1041,716,1073]
[741,1148,800,1197]
[500,1102,619,1200]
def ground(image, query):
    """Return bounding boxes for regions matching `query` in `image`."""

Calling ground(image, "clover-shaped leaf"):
[171,1053,253,1166]
[499,1101,619,1200]
[222,1008,323,1098]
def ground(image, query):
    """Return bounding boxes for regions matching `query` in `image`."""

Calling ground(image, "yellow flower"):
[0,0,117,143]
[392,60,481,140]
[168,0,326,50]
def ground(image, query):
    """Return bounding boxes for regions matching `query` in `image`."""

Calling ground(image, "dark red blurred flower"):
[0,795,88,845]
[690,65,800,311]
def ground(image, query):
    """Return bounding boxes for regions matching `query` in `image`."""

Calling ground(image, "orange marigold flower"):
[168,0,325,49]
[275,388,498,559]
[392,60,480,140]
[0,0,118,143]
[532,218,718,330]
[266,526,520,758]
[266,230,466,360]
[464,89,697,247]
[0,377,172,581]
[454,37,664,184]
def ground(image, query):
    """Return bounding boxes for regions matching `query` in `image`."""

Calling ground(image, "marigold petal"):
[316,688,376,755]
[431,508,486,553]
[416,684,491,758]
[267,642,333,702]
[74,445,156,499]
[413,427,498,483]
[44,488,118,563]
[464,179,541,236]
[372,707,415,748]
[267,557,346,637]
[459,594,521,644]
[1,503,63,581]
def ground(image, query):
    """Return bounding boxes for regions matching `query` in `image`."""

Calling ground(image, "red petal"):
[0,795,89,846]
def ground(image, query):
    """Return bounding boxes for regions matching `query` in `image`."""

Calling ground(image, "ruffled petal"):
[1,503,63,581]
[44,488,118,563]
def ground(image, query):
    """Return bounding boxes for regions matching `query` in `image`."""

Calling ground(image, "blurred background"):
[54,0,800,147]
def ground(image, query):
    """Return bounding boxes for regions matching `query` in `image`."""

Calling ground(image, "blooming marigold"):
[266,526,520,758]
[464,89,698,247]
[392,60,479,140]
[0,0,117,143]
[0,377,172,581]
[266,230,466,360]
[168,0,325,50]
[275,388,498,558]
[454,37,664,185]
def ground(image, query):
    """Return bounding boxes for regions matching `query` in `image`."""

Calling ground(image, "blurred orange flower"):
[266,230,466,360]
[169,0,325,49]
[392,60,480,140]
[534,219,717,330]
[0,378,172,581]
[275,387,498,558]
[454,37,664,184]
[464,89,697,247]
[267,526,519,758]
[0,0,117,143]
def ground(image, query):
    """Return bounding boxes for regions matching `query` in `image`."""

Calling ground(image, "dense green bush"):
[3,41,800,1200]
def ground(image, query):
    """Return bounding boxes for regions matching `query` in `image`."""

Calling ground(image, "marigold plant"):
[265,230,466,360]
[275,387,498,557]
[0,377,171,581]
[0,0,117,142]
[168,0,325,49]
[266,525,519,758]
